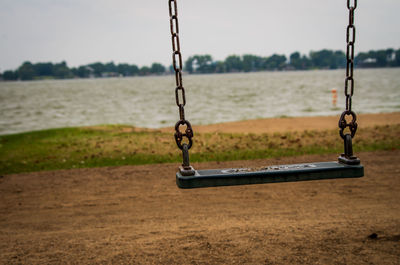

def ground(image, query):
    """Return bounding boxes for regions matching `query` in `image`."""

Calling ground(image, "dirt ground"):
[0,149,399,264]
[159,112,400,134]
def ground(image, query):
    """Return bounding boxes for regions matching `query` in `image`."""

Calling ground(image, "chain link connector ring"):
[338,110,358,139]
[174,120,193,150]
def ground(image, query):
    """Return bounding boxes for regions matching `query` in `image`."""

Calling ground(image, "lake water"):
[0,68,399,135]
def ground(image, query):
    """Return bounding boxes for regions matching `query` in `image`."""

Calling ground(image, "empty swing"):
[168,0,364,189]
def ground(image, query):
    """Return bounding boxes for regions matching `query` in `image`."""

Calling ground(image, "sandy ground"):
[159,112,400,134]
[1,114,400,264]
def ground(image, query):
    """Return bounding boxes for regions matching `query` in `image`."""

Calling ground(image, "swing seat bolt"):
[338,154,360,165]
[179,165,196,176]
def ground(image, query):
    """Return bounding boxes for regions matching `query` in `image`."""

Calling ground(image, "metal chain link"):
[339,0,358,139]
[168,0,194,150]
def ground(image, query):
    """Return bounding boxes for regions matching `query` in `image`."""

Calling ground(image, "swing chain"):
[339,0,358,140]
[169,0,194,151]
[339,0,360,165]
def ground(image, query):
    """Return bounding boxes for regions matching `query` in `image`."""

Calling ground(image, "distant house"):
[387,52,396,62]
[101,72,119,78]
[363,58,377,64]
[85,66,95,78]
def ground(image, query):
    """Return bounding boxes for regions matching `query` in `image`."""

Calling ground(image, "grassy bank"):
[0,124,399,175]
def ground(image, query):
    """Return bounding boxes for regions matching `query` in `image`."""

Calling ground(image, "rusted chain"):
[168,0,194,150]
[339,0,358,139]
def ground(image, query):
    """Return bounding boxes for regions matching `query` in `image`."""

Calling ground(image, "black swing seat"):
[176,161,364,189]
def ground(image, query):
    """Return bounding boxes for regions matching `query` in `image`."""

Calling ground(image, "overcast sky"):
[0,0,399,71]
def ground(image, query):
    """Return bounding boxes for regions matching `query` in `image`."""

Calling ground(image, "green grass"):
[0,124,399,175]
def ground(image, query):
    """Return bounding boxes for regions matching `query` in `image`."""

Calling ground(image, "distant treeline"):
[1,61,166,81]
[1,48,399,81]
[185,48,400,74]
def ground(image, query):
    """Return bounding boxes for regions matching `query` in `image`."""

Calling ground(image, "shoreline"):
[1,112,399,137]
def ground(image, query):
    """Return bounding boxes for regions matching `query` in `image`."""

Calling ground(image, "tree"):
[289,52,302,69]
[310,50,332,68]
[374,50,388,67]
[139,66,150,76]
[115,63,140,76]
[150,63,166,74]
[289,52,312,70]
[88,62,105,77]
[34,62,54,76]
[104,62,117,73]
[185,55,214,73]
[308,49,345,69]
[225,55,242,72]
[300,55,312,69]
[214,61,226,73]
[130,65,139,75]
[18,61,35,80]
[242,54,263,72]
[386,48,395,66]
[333,50,346,69]
[396,49,400,67]
[184,57,194,73]
[53,61,73,79]
[3,70,18,80]
[195,55,215,73]
[74,66,91,78]
[264,54,287,70]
